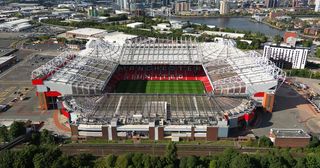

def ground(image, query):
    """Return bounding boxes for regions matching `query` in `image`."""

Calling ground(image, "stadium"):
[31,37,285,141]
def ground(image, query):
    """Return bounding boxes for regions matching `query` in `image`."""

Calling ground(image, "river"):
[170,17,285,37]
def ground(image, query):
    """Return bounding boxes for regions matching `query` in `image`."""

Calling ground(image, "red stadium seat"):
[107,65,213,93]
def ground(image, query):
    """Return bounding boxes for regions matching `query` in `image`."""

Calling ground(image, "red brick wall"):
[275,138,310,148]
[101,126,108,139]
[70,125,79,136]
[206,127,218,141]
[111,127,117,140]
[190,127,195,141]
[149,127,155,140]
[158,127,164,140]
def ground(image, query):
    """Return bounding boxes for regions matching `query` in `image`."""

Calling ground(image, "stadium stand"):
[106,65,213,92]
[31,37,286,141]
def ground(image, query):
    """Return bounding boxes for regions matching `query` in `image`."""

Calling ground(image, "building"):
[0,19,32,32]
[103,31,138,45]
[87,6,98,17]
[263,43,309,69]
[265,0,279,8]
[269,128,310,148]
[252,13,267,22]
[152,23,171,31]
[268,11,284,19]
[175,1,190,14]
[304,27,320,36]
[315,0,320,12]
[126,22,144,28]
[31,38,285,141]
[202,31,245,39]
[283,31,298,46]
[219,0,229,15]
[0,55,17,73]
[170,20,188,29]
[116,0,129,10]
[65,28,107,39]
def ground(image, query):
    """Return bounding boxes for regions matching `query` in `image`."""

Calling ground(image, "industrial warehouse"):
[31,37,285,141]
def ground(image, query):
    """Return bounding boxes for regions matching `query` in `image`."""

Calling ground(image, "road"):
[59,144,270,157]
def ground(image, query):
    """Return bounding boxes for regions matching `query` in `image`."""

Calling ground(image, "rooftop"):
[103,31,138,45]
[0,55,15,65]
[66,28,107,36]
[64,94,253,125]
[32,38,285,96]
[271,128,311,138]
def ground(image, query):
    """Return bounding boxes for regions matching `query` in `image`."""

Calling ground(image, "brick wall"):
[275,138,310,147]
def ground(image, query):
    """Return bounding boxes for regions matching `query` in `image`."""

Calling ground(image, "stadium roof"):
[119,39,202,65]
[63,94,254,125]
[32,37,285,96]
[66,28,107,36]
[32,51,118,95]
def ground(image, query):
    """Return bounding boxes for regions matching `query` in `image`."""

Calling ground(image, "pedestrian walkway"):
[53,110,70,132]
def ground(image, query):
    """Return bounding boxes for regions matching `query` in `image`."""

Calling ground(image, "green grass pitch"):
[114,80,205,94]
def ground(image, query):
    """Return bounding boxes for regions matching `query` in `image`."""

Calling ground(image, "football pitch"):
[114,80,205,94]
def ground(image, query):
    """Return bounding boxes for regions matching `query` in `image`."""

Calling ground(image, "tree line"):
[1,138,320,168]
[41,17,268,49]
[2,122,320,168]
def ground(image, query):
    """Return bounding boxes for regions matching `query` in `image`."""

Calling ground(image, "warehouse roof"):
[271,128,311,138]
[66,28,107,36]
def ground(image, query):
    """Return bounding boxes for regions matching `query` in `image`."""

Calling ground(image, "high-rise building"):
[87,6,98,17]
[263,43,309,69]
[116,0,130,10]
[175,1,190,14]
[292,0,299,7]
[315,0,320,12]
[219,0,229,15]
[265,0,279,8]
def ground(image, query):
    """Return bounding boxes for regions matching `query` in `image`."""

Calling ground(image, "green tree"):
[308,136,320,148]
[51,155,73,168]
[230,154,255,168]
[0,150,14,168]
[142,154,152,168]
[315,47,320,58]
[179,157,188,168]
[209,160,218,168]
[71,153,95,168]
[302,40,313,47]
[115,154,129,168]
[186,156,198,168]
[94,154,118,168]
[9,121,26,139]
[40,129,55,144]
[280,150,296,167]
[258,136,273,147]
[13,145,39,168]
[151,156,165,168]
[217,148,239,168]
[305,153,320,168]
[273,35,282,44]
[294,157,306,168]
[132,153,143,168]
[0,125,9,142]
[268,154,289,168]
[30,132,40,145]
[165,142,177,166]
[33,153,46,168]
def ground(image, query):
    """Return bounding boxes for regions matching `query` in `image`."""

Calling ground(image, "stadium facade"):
[31,38,285,141]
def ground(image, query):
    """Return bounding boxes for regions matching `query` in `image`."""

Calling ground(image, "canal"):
[170,17,285,37]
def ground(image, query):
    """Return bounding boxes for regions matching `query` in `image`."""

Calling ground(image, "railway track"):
[60,144,270,157]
